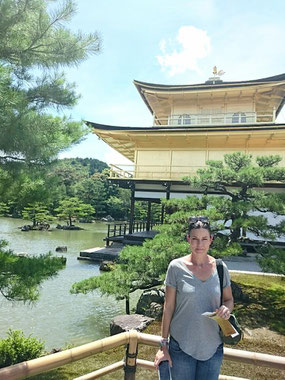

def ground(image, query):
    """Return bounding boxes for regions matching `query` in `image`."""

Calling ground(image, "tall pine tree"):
[0,0,101,302]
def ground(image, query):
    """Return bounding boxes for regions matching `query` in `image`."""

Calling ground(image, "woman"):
[154,217,234,380]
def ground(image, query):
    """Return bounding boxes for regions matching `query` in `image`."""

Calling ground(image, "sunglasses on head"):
[189,216,209,224]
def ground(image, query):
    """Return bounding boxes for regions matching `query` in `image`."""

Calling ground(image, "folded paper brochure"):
[202,312,239,337]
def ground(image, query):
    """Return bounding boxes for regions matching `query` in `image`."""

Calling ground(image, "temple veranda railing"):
[106,221,159,237]
[154,111,276,126]
[0,330,284,380]
[109,164,202,180]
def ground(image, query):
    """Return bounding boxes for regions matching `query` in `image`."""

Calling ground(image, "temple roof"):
[134,73,285,91]
[87,121,285,162]
[134,73,285,117]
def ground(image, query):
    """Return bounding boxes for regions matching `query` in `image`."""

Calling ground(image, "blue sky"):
[59,0,285,164]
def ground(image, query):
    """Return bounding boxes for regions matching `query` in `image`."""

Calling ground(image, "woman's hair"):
[187,216,211,235]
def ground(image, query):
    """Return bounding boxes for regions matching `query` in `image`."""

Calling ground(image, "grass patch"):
[230,273,285,334]
[31,274,284,380]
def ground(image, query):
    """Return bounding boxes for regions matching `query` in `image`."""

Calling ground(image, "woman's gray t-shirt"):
[165,258,231,361]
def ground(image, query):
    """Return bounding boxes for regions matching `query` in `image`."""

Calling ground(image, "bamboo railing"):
[0,330,284,380]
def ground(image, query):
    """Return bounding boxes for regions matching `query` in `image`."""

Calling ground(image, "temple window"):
[178,114,191,125]
[232,112,246,123]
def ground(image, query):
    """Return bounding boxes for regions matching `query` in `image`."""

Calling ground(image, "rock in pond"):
[101,215,114,222]
[56,246,67,252]
[110,314,154,336]
[99,260,114,271]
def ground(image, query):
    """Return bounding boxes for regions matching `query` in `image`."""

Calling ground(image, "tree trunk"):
[231,227,241,241]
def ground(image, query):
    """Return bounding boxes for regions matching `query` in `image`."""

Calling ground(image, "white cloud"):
[157,26,211,76]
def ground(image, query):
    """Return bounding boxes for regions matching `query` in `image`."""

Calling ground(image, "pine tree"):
[0,0,101,179]
[55,197,95,226]
[0,240,65,302]
[22,202,55,228]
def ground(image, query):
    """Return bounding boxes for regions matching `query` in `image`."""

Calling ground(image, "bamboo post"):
[124,330,138,380]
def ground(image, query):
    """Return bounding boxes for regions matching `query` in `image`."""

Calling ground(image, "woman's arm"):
[216,285,234,319]
[154,285,176,369]
[161,285,177,337]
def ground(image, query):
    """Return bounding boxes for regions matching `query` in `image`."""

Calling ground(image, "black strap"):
[216,259,224,307]
[124,343,138,374]
[126,352,137,359]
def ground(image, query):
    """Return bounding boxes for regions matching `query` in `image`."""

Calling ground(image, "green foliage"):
[224,152,252,172]
[0,0,101,200]
[0,240,65,301]
[22,202,55,227]
[106,195,128,220]
[134,201,162,223]
[256,155,282,168]
[51,160,90,198]
[0,329,44,368]
[1,157,123,219]
[0,202,9,216]
[0,0,100,68]
[46,164,122,218]
[256,245,285,275]
[68,158,108,176]
[0,167,62,217]
[86,179,108,218]
[55,197,95,225]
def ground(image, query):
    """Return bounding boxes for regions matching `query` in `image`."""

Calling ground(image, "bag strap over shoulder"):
[216,259,224,307]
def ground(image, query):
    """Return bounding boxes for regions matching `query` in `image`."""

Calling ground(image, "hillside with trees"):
[1,155,164,224]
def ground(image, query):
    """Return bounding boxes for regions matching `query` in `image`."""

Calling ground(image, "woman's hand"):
[215,305,231,320]
[154,346,172,369]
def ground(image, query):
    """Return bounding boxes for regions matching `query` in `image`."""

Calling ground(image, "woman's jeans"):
[159,337,224,380]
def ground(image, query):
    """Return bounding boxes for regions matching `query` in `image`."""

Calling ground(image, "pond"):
[0,217,126,350]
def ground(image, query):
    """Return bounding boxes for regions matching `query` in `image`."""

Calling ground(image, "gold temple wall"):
[135,148,285,180]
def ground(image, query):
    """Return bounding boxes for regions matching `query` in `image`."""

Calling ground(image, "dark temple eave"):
[87,120,285,162]
[86,121,285,133]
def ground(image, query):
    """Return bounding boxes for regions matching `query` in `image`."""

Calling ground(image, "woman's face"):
[187,228,213,256]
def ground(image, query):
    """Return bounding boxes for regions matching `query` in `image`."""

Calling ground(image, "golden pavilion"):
[87,72,285,233]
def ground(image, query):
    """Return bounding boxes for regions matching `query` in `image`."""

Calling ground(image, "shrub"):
[0,329,44,368]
